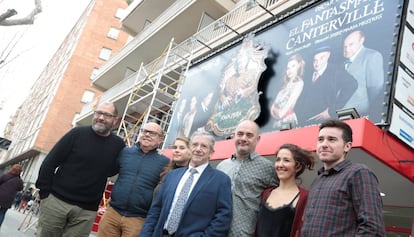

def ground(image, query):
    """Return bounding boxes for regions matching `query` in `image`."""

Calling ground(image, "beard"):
[92,122,111,136]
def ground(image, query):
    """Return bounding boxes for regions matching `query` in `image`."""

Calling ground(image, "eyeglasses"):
[140,129,162,137]
[94,110,116,119]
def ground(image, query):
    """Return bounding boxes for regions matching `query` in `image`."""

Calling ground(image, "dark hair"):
[113,105,119,117]
[319,119,353,142]
[100,101,119,116]
[284,53,305,83]
[276,144,315,178]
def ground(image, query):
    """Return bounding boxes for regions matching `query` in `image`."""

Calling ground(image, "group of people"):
[27,100,385,237]
[14,187,37,214]
[271,30,385,129]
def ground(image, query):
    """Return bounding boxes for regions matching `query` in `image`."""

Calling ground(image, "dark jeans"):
[0,207,8,226]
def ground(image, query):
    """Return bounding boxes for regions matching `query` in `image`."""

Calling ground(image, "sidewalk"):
[0,208,98,237]
[0,208,37,236]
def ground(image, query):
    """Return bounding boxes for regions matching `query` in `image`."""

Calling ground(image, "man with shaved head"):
[217,120,278,237]
[98,121,169,237]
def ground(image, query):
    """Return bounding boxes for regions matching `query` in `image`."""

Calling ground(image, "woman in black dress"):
[257,144,315,237]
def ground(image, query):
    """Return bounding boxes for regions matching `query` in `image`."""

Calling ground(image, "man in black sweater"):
[36,102,125,237]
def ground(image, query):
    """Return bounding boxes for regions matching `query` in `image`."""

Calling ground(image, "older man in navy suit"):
[141,131,232,237]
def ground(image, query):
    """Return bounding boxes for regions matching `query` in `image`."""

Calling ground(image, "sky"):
[0,0,91,137]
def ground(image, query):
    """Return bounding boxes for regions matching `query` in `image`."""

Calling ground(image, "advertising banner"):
[390,0,414,149]
[394,65,414,115]
[165,0,403,146]
[389,104,414,150]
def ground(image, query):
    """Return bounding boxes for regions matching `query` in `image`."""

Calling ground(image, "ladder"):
[116,38,193,147]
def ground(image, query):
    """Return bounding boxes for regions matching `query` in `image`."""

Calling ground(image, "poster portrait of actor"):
[192,91,215,133]
[270,53,305,130]
[175,98,187,138]
[296,46,357,126]
[181,91,216,138]
[342,30,385,119]
[182,96,198,137]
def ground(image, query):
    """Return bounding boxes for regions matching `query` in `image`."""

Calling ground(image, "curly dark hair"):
[276,143,315,178]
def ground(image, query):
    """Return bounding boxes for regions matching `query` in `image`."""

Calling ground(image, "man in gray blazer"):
[343,30,384,120]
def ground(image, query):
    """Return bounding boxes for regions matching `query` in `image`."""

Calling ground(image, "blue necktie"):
[166,168,198,234]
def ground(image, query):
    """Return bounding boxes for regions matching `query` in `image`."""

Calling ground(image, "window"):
[81,90,95,103]
[90,68,99,80]
[115,8,125,19]
[99,48,112,61]
[107,27,120,40]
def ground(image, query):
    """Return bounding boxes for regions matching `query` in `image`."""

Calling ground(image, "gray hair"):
[190,131,215,151]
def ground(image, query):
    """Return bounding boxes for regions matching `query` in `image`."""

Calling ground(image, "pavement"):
[0,208,37,236]
[0,208,97,237]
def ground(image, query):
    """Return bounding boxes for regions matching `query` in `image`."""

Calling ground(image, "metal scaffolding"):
[116,38,194,147]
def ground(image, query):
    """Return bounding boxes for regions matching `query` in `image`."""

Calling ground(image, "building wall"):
[1,0,129,177]
[36,0,129,153]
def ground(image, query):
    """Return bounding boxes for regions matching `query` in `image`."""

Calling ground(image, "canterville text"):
[286,0,384,50]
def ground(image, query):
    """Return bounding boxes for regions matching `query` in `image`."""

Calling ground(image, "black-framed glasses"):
[94,110,116,119]
[140,129,162,137]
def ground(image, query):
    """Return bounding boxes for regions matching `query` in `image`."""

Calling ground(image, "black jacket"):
[0,173,24,208]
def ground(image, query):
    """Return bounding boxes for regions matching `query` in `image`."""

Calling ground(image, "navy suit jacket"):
[141,165,232,237]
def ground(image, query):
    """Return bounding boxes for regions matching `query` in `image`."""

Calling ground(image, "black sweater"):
[36,126,125,210]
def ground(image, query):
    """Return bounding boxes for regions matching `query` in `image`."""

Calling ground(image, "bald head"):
[344,30,364,59]
[236,120,260,134]
[139,122,165,153]
[233,120,261,158]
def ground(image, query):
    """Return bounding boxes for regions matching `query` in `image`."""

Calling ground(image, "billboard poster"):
[389,104,414,150]
[394,66,414,115]
[400,25,414,73]
[389,0,414,150]
[164,0,403,146]
[406,0,414,29]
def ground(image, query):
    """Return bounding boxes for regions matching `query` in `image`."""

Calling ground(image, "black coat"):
[0,172,24,208]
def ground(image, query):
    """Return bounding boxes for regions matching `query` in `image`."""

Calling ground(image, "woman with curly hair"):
[256,144,315,237]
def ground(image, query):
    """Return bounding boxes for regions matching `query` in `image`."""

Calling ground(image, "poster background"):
[389,0,414,150]
[165,0,403,146]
